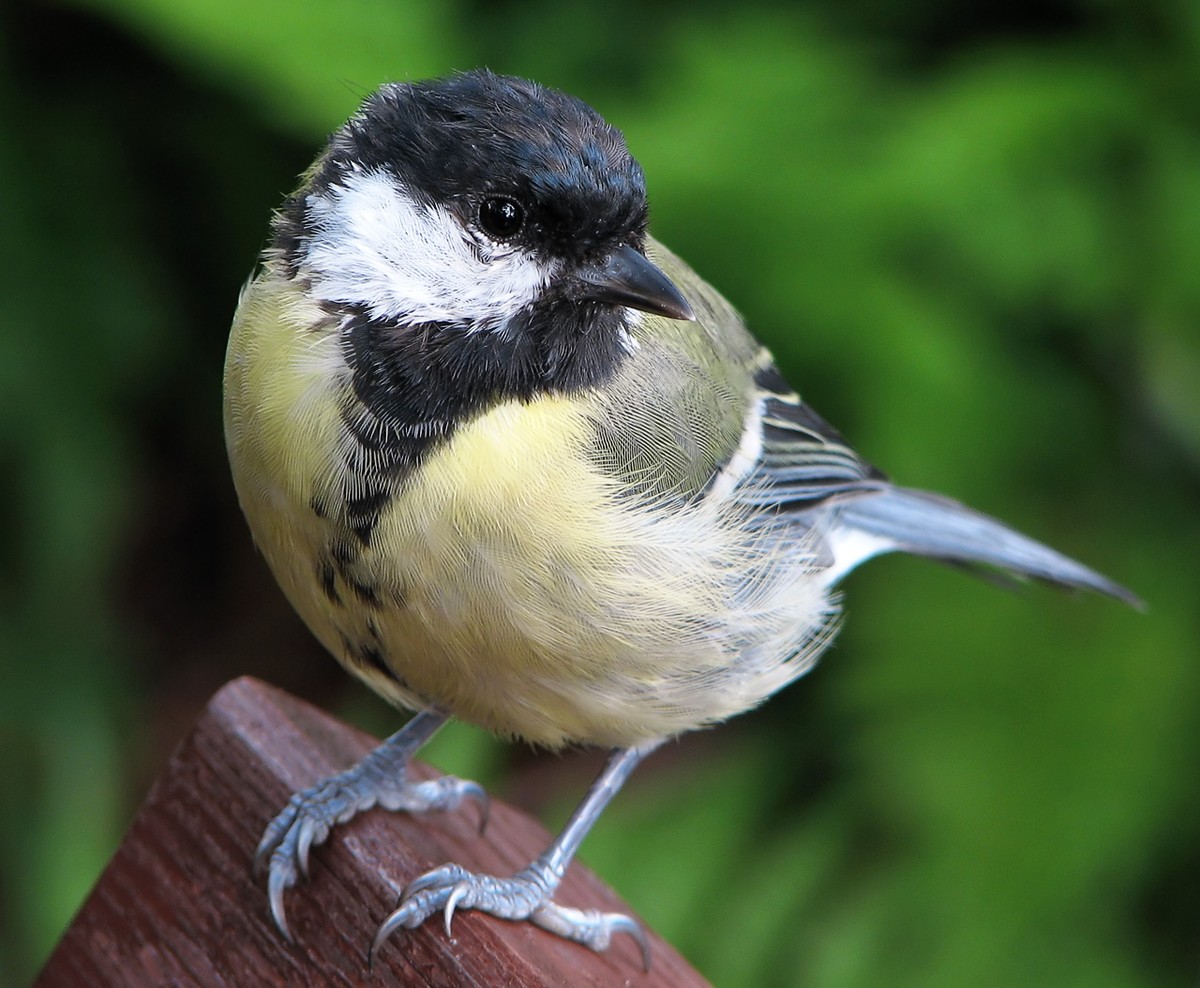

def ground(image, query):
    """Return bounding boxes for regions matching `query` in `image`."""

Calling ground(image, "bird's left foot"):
[371,859,651,970]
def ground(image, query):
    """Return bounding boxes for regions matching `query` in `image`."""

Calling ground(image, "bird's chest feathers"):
[327,395,656,731]
[373,397,605,622]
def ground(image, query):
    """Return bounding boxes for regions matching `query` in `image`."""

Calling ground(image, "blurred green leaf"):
[69,0,456,133]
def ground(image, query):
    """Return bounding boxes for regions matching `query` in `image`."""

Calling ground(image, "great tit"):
[224,68,1135,966]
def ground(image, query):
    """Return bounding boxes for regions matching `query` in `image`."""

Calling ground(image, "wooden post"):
[36,678,710,987]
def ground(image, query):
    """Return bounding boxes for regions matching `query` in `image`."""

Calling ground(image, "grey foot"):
[257,766,487,939]
[370,861,650,970]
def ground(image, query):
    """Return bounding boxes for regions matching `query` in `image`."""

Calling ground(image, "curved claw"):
[369,899,420,968]
[462,780,490,835]
[609,912,651,972]
[267,858,295,943]
[371,864,516,964]
[443,882,470,937]
[529,901,650,969]
[402,863,469,900]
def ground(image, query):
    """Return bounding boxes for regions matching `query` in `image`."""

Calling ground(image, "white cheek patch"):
[302,168,557,330]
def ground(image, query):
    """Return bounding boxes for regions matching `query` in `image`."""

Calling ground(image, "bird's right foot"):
[255,716,487,939]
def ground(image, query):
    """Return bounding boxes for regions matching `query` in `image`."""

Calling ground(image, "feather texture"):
[226,231,1135,750]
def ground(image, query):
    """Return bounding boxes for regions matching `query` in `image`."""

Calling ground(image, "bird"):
[223,68,1136,967]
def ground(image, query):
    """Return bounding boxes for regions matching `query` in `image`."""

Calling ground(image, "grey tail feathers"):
[835,486,1141,607]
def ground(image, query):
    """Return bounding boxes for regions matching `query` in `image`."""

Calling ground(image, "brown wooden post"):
[36,678,710,987]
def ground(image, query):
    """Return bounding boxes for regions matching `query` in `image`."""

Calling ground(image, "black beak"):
[576,244,695,321]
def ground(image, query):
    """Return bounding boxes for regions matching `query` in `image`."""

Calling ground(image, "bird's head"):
[276,70,693,347]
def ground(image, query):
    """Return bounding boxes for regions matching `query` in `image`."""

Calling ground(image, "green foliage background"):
[1,0,1196,984]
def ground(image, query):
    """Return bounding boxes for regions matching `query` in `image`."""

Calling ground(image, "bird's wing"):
[726,359,887,509]
[736,357,1137,602]
[621,239,1137,603]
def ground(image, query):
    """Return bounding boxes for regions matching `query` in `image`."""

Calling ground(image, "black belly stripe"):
[322,534,386,610]
[338,631,409,690]
[344,485,392,522]
[316,556,340,604]
[346,573,382,609]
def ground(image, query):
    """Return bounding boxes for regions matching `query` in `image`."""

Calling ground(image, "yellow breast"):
[225,267,831,748]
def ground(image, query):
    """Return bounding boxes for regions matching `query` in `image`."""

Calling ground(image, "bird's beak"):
[576,244,695,321]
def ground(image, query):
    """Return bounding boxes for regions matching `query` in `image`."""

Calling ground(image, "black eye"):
[478,197,525,240]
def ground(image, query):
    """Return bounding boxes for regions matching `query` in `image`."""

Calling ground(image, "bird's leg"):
[256,708,488,939]
[371,740,663,970]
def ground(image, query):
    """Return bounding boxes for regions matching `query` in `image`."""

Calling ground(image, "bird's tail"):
[832,486,1140,606]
